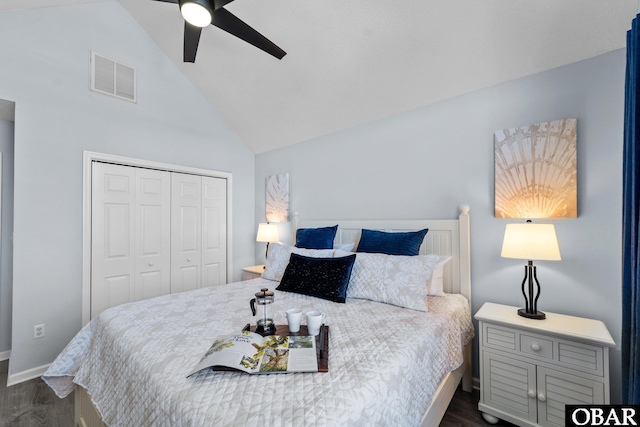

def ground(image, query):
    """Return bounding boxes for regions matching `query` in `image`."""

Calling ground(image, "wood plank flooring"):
[0,359,514,426]
[0,360,73,427]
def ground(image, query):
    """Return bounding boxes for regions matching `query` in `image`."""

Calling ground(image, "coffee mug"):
[305,311,325,336]
[282,308,302,333]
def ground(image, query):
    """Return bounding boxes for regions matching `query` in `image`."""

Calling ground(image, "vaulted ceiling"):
[2,0,638,153]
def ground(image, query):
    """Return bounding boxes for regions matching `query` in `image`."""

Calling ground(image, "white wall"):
[0,3,256,378]
[256,50,625,402]
[0,119,14,356]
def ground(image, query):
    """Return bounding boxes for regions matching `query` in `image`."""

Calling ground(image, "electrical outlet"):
[33,324,45,339]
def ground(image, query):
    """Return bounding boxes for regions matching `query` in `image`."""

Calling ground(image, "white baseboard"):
[0,350,10,361]
[7,363,50,387]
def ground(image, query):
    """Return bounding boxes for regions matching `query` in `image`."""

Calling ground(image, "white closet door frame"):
[82,151,233,326]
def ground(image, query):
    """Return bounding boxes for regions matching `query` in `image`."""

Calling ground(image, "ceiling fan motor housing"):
[179,0,213,27]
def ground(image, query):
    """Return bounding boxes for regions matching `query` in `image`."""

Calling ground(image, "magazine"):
[187,331,319,376]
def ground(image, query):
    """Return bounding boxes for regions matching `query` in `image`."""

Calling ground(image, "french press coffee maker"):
[250,288,276,336]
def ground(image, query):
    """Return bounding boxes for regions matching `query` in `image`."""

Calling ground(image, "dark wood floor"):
[0,359,514,426]
[0,360,73,427]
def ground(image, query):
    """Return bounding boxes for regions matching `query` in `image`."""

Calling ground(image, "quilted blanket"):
[43,279,473,426]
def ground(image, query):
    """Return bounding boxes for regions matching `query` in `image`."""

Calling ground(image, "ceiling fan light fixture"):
[180,0,212,27]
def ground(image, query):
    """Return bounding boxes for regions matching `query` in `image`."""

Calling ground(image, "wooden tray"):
[249,324,329,372]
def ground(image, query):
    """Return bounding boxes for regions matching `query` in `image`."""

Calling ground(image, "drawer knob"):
[531,343,541,351]
[187,258,192,262]
[148,262,154,266]
[538,393,546,402]
[527,390,536,398]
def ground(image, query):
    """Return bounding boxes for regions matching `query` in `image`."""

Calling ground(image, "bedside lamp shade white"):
[501,223,561,261]
[256,223,279,258]
[501,221,561,320]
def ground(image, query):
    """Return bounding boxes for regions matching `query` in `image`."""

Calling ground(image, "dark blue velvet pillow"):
[276,253,356,303]
[295,225,338,249]
[356,228,428,256]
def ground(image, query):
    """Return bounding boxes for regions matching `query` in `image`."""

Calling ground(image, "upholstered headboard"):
[292,205,471,306]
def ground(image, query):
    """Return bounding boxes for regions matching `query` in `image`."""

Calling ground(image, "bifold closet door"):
[91,163,171,318]
[92,164,227,318]
[201,176,227,287]
[170,173,202,293]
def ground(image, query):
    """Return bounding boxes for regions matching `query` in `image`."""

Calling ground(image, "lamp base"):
[518,308,546,320]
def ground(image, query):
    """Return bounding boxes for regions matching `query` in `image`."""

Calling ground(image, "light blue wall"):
[0,119,14,355]
[0,3,256,377]
[256,50,625,402]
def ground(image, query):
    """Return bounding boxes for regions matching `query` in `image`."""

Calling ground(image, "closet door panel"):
[202,176,227,287]
[135,168,171,301]
[91,163,136,318]
[171,173,202,293]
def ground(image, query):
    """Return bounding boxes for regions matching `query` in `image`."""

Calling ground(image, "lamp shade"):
[501,223,561,261]
[256,223,279,243]
[180,0,212,27]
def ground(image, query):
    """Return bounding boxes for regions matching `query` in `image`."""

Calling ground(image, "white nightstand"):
[475,302,615,427]
[242,265,265,280]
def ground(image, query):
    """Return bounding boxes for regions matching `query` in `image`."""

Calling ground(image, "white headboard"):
[292,205,471,306]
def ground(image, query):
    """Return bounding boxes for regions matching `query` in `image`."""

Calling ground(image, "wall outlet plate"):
[34,324,45,339]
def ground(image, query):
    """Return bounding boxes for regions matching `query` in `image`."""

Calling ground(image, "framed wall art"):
[266,173,289,222]
[495,118,577,219]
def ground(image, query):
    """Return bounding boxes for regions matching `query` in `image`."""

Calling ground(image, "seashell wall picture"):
[495,118,577,218]
[266,173,289,222]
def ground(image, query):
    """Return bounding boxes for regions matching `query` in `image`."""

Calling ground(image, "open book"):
[188,331,319,376]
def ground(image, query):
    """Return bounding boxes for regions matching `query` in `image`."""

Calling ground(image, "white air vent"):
[90,52,136,103]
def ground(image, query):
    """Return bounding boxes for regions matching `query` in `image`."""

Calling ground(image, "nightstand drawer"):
[558,340,604,376]
[484,325,517,351]
[520,334,553,359]
[483,323,605,376]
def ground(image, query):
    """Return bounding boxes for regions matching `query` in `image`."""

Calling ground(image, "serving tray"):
[249,324,329,372]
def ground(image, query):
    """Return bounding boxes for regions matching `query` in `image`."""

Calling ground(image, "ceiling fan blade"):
[184,22,203,63]
[211,8,286,59]
[212,0,235,9]
[151,0,179,3]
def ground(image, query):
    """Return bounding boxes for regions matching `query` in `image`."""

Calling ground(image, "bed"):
[43,206,473,427]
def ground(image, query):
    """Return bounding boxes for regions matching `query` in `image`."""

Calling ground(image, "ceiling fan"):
[152,0,286,63]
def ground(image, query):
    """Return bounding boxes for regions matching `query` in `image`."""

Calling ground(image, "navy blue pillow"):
[276,253,356,303]
[356,228,428,256]
[295,225,338,249]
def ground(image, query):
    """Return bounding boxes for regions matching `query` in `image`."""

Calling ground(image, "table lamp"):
[501,221,561,320]
[256,223,279,259]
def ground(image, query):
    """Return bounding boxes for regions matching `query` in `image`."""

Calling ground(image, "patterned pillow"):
[336,250,438,311]
[277,253,357,303]
[356,228,428,256]
[263,244,335,281]
[295,225,338,249]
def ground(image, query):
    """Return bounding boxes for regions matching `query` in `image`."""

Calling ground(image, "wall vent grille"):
[90,52,136,103]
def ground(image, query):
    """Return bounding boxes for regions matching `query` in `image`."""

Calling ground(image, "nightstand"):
[242,265,265,280]
[475,302,615,427]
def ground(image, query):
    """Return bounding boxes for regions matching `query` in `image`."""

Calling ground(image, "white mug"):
[305,311,325,336]
[282,308,302,333]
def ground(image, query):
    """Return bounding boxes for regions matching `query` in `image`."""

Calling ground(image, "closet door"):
[91,163,136,317]
[92,164,172,318]
[202,176,227,286]
[134,168,171,301]
[171,173,202,293]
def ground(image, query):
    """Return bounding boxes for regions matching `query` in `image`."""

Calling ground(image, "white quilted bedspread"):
[43,279,473,427]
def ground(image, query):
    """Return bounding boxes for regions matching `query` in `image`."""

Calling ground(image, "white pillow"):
[335,250,438,312]
[427,255,452,296]
[263,244,335,281]
[334,243,355,252]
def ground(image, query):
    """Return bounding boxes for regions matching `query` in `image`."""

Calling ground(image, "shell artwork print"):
[495,118,577,219]
[266,173,289,222]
